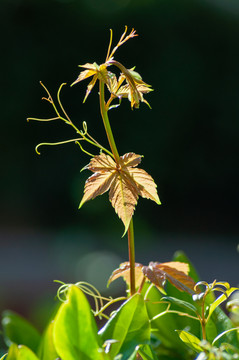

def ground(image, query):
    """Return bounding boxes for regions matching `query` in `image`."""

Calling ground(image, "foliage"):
[1,27,238,360]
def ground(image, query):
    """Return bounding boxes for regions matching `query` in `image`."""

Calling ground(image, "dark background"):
[1,0,239,329]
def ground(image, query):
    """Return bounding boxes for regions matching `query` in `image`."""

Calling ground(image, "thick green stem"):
[99,80,136,296]
[99,80,120,163]
[128,219,136,295]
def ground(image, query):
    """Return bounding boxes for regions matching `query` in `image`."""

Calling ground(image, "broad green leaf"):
[161,296,198,314]
[53,285,104,360]
[137,344,158,360]
[206,306,239,347]
[176,330,203,353]
[5,344,39,360]
[1,311,41,353]
[207,288,239,321]
[37,321,58,360]
[99,293,150,360]
[142,281,198,358]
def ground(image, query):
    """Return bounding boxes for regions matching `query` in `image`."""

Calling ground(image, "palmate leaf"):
[108,261,197,295]
[80,152,160,234]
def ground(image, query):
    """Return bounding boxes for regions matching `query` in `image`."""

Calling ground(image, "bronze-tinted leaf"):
[120,152,142,168]
[147,262,197,295]
[87,153,116,173]
[79,171,115,208]
[109,172,139,233]
[142,263,166,294]
[80,152,160,234]
[128,168,160,204]
[108,262,144,289]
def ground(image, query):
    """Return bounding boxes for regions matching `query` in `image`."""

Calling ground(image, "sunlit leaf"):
[53,285,104,360]
[143,262,197,295]
[38,321,58,360]
[108,262,144,289]
[207,287,239,321]
[80,152,160,234]
[5,344,39,360]
[176,330,203,353]
[99,294,150,360]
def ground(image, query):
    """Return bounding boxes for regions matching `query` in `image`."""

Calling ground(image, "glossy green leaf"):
[176,330,203,353]
[37,321,58,360]
[1,311,41,353]
[142,284,186,353]
[207,288,239,321]
[99,293,150,360]
[5,344,39,360]
[206,306,239,347]
[161,296,198,314]
[53,285,104,360]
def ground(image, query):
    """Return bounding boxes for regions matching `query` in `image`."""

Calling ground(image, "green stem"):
[99,80,120,163]
[99,79,136,296]
[128,219,136,295]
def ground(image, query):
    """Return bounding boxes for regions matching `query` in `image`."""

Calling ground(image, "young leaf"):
[176,330,203,353]
[99,294,150,360]
[37,321,58,360]
[53,285,104,360]
[108,262,144,289]
[143,262,197,295]
[1,310,41,353]
[5,344,40,360]
[207,287,239,322]
[80,152,160,234]
[161,296,198,314]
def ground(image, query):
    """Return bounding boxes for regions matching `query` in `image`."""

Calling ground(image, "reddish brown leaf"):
[144,262,197,295]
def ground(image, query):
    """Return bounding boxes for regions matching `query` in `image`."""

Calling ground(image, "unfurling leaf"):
[79,152,160,234]
[108,261,197,295]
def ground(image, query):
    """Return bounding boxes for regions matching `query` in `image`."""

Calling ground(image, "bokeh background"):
[1,0,239,329]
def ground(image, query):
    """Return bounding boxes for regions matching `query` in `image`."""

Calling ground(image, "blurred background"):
[1,0,239,330]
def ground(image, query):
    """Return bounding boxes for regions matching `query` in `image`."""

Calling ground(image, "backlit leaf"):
[99,294,150,360]
[145,262,197,295]
[176,330,203,353]
[80,152,160,234]
[108,262,144,289]
[53,285,104,360]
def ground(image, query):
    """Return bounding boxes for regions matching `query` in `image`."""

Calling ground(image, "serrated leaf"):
[80,152,160,234]
[143,261,197,295]
[108,262,144,289]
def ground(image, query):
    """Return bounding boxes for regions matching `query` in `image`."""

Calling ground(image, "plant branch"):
[128,219,136,295]
[99,80,120,163]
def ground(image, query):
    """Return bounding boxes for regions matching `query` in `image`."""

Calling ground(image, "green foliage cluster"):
[1,252,239,360]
